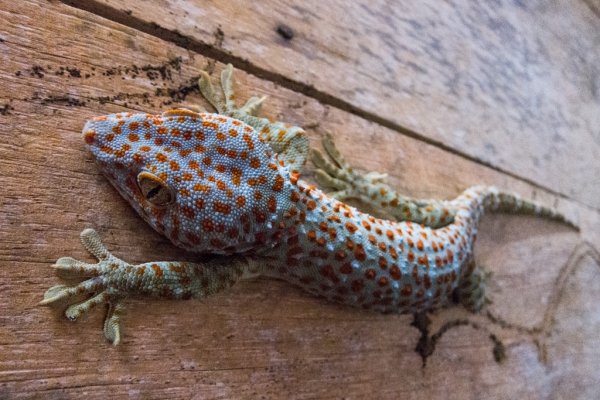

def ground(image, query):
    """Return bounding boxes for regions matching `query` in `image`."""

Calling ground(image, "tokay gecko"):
[41,65,577,344]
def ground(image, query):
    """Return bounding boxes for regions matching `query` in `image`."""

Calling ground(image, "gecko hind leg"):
[311,132,456,229]
[456,258,487,312]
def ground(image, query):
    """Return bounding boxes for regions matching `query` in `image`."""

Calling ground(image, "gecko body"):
[41,65,576,344]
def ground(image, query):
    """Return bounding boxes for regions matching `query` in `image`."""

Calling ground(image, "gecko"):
[40,65,578,345]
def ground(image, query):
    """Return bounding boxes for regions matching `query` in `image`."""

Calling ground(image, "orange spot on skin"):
[151,264,163,276]
[320,265,339,283]
[182,206,195,219]
[389,265,401,280]
[424,274,431,289]
[345,222,358,234]
[417,240,424,252]
[156,153,167,162]
[365,269,376,279]
[401,284,413,297]
[193,183,210,192]
[267,196,277,213]
[355,244,366,261]
[243,134,255,150]
[213,201,231,215]
[366,235,377,246]
[202,218,214,232]
[84,130,96,145]
[249,157,261,169]
[169,264,185,273]
[407,251,415,263]
[236,196,246,208]
[299,210,306,223]
[272,175,284,192]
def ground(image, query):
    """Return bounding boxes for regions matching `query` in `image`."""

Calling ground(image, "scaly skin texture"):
[41,65,577,344]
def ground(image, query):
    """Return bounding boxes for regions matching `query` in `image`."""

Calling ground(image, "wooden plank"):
[583,0,600,17]
[69,0,600,209]
[1,0,599,398]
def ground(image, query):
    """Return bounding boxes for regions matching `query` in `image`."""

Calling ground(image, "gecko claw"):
[104,302,125,345]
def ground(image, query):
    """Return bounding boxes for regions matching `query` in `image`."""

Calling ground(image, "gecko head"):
[82,109,293,254]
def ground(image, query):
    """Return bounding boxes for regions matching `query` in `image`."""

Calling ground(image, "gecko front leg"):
[41,229,261,344]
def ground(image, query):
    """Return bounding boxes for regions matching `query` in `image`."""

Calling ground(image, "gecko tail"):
[461,186,579,231]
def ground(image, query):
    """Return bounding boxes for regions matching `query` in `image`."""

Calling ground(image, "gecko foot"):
[40,229,127,345]
[198,63,267,118]
[311,131,388,200]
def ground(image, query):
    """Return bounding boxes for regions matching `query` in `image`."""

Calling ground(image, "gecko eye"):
[137,171,175,207]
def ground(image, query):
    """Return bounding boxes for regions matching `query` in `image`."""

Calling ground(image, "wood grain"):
[0,0,599,398]
[82,0,600,209]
